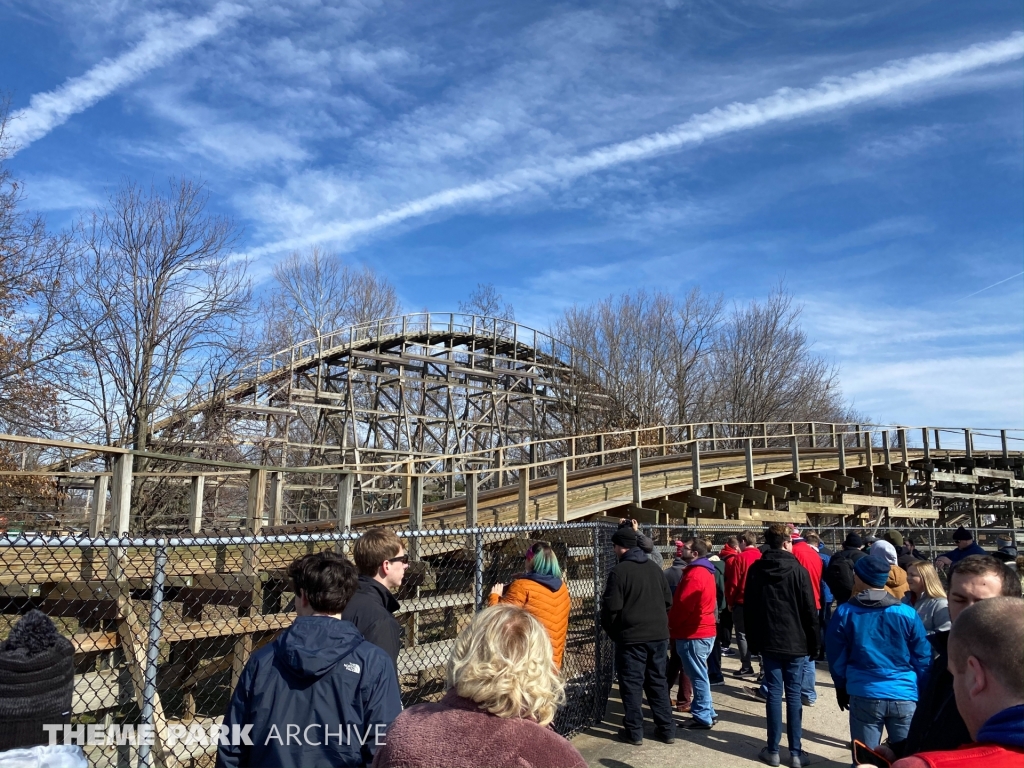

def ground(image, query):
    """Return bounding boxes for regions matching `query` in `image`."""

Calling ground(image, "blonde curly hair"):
[447,604,564,726]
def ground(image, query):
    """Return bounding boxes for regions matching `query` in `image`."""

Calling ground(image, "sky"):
[1,0,1022,439]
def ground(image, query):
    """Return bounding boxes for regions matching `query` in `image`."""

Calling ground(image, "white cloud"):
[6,2,248,153]
[244,31,1024,258]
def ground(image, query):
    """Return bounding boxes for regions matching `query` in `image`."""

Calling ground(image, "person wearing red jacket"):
[727,531,762,676]
[669,538,719,729]
[718,537,740,655]
[790,529,824,709]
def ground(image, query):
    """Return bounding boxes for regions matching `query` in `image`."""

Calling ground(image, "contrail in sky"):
[953,271,1024,303]
[6,2,247,154]
[248,31,1024,258]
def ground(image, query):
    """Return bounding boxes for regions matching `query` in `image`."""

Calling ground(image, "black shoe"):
[656,732,676,744]
[684,718,715,730]
[722,647,737,657]
[736,666,755,676]
[616,729,643,746]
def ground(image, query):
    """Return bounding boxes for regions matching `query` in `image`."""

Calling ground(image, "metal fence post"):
[474,529,484,612]
[592,523,602,722]
[139,541,167,768]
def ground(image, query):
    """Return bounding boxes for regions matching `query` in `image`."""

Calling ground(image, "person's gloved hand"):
[835,684,850,711]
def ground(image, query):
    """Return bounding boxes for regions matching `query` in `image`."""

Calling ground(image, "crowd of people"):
[599,519,1024,768]
[0,520,1020,768]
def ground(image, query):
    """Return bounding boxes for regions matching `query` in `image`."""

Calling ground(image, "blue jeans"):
[849,696,915,749]
[762,653,804,754]
[801,656,816,703]
[677,637,717,725]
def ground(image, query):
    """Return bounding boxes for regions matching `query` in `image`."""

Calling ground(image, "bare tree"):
[58,178,250,452]
[557,288,721,429]
[706,286,851,430]
[459,283,515,320]
[0,99,74,435]
[262,245,400,351]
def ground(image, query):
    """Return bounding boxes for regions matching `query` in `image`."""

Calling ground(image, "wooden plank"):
[684,492,717,513]
[624,505,661,524]
[74,669,120,714]
[974,467,1016,480]
[654,499,689,519]
[72,630,120,655]
[737,509,808,524]
[841,493,896,509]
[789,501,857,517]
[777,477,814,496]
[707,488,745,508]
[806,476,838,493]
[738,486,769,505]
[889,508,941,520]
[832,474,856,488]
[931,471,979,485]
[931,490,1015,503]
[164,614,296,643]
[760,482,788,500]
[875,466,906,483]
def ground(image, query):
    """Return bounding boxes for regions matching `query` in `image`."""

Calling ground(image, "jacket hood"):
[753,549,801,583]
[619,546,649,564]
[521,571,563,591]
[887,565,908,591]
[357,575,400,614]
[976,704,1024,749]
[274,616,364,679]
[719,544,739,560]
[671,557,687,568]
[689,557,716,575]
[850,589,902,609]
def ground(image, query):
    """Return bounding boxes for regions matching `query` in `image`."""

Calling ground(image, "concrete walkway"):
[572,653,854,768]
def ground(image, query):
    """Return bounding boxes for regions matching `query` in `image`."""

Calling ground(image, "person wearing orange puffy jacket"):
[488,542,571,668]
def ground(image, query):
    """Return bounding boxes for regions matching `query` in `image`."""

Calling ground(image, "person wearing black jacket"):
[601,526,676,746]
[823,532,867,606]
[743,524,818,768]
[217,552,402,768]
[342,528,409,672]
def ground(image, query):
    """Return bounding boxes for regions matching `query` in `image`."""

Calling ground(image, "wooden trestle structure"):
[0,313,1020,766]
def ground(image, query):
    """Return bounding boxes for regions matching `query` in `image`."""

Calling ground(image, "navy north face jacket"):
[216,615,402,768]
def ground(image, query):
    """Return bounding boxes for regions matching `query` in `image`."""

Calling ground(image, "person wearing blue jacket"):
[216,552,403,768]
[934,526,987,568]
[825,555,931,754]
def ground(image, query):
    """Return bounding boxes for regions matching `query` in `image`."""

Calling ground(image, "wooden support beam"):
[691,441,702,493]
[791,435,801,479]
[623,505,660,524]
[739,486,769,505]
[408,475,423,561]
[107,453,133,580]
[336,472,354,529]
[707,487,745,509]
[806,475,838,493]
[777,476,814,496]
[744,440,755,486]
[269,471,284,527]
[89,474,109,536]
[631,447,642,507]
[842,493,895,509]
[875,466,906,483]
[189,475,205,534]
[760,482,789,500]
[838,435,847,474]
[789,501,857,517]
[656,499,689,519]
[685,491,718,513]
[832,474,856,488]
[518,470,530,525]
[117,594,169,762]
[557,460,568,523]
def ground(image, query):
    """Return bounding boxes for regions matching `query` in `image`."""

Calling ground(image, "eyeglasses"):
[387,555,410,564]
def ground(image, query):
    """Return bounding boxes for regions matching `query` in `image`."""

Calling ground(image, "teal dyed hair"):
[527,542,562,578]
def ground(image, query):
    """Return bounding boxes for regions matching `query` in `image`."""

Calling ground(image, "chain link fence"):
[0,522,616,767]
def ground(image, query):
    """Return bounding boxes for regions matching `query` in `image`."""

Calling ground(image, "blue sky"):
[1,0,1022,437]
